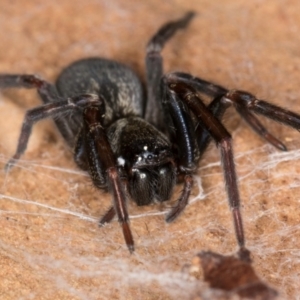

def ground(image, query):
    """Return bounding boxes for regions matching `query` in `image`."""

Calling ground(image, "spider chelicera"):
[1,12,300,253]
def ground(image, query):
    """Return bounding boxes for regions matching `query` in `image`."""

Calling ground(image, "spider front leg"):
[81,102,134,253]
[165,76,245,249]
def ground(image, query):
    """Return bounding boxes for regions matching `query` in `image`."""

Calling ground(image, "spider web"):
[0,1,300,299]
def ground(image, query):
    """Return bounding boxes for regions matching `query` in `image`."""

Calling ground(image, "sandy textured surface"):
[0,1,300,299]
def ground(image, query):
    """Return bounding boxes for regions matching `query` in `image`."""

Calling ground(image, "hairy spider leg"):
[166,76,245,249]
[82,103,134,252]
[145,11,195,130]
[0,75,97,169]
[226,90,300,132]
[170,72,290,152]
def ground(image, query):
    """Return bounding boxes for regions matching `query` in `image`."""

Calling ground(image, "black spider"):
[1,12,300,253]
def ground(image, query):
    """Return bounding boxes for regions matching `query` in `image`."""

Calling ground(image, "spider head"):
[108,117,176,206]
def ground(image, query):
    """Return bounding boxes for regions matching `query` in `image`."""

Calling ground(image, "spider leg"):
[4,89,98,171]
[170,72,289,151]
[0,74,81,147]
[196,95,230,154]
[166,76,245,249]
[82,102,133,252]
[166,174,193,222]
[162,76,200,171]
[170,72,228,97]
[196,94,287,152]
[0,74,58,101]
[100,176,130,225]
[225,89,300,132]
[145,12,195,130]
[161,68,227,222]
[73,130,89,170]
[99,206,116,225]
[159,74,201,221]
[234,104,287,151]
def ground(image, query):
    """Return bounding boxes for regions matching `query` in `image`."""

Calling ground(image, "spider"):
[1,12,300,253]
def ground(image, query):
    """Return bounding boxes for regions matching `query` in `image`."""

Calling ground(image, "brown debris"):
[189,249,278,300]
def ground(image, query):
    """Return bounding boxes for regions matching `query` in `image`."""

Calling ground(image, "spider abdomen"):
[54,58,144,147]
